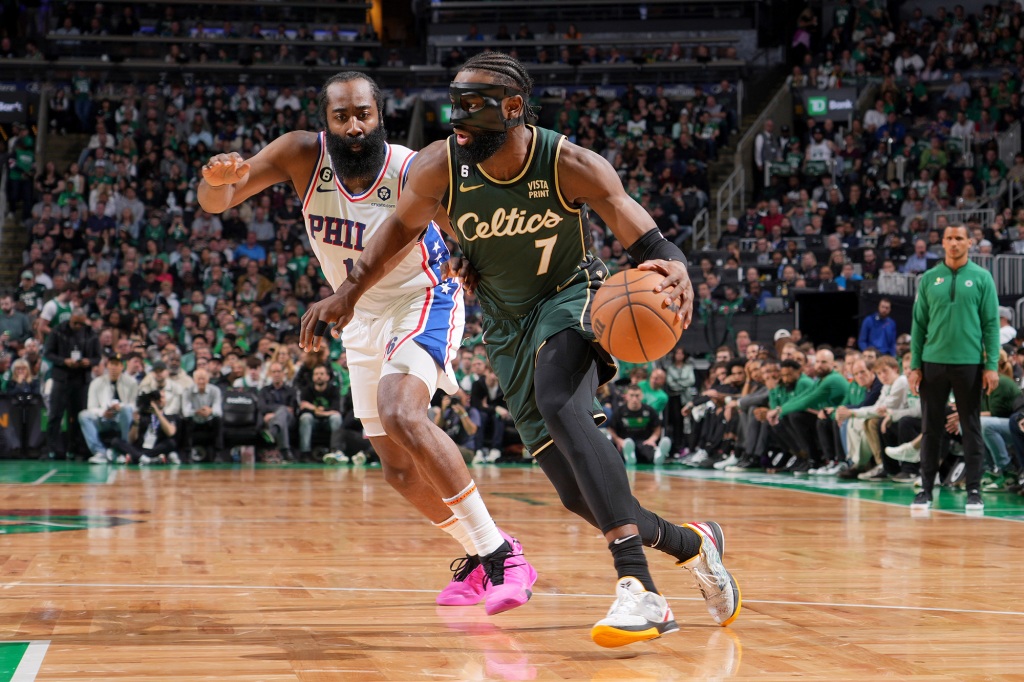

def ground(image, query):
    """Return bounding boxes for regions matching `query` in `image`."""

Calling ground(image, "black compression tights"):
[534,330,683,551]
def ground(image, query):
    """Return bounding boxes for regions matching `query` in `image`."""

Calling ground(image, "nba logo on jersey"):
[385,335,399,357]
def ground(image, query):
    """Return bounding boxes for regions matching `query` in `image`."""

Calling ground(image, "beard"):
[454,127,507,166]
[325,123,388,181]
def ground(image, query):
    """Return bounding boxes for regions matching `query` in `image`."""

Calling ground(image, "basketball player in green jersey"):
[300,52,741,647]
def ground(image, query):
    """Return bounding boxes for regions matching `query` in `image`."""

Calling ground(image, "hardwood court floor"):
[0,461,1022,681]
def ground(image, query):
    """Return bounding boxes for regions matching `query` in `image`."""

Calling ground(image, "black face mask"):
[449,82,524,132]
[325,121,387,181]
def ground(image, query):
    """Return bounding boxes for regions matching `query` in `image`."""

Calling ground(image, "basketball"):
[591,269,683,363]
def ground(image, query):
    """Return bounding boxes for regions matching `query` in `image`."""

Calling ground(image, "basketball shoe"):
[678,522,741,626]
[436,555,487,606]
[591,576,679,648]
[480,530,537,616]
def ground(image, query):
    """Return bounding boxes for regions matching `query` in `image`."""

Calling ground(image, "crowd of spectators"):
[610,320,1024,496]
[2,55,734,467]
[2,4,1022,496]
[771,0,1024,276]
[0,51,740,460]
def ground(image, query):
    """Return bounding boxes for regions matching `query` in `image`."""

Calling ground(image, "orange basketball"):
[591,269,683,363]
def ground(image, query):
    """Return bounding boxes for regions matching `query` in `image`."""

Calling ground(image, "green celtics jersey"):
[445,126,590,317]
[52,300,72,326]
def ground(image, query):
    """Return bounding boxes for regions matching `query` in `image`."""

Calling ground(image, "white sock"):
[433,515,477,556]
[443,480,504,556]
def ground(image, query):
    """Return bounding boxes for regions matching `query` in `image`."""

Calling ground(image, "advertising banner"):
[798,87,858,121]
[0,91,30,124]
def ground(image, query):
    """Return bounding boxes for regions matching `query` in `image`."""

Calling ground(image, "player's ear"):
[505,94,524,121]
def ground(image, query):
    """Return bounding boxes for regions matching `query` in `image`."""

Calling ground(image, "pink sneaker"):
[436,556,487,606]
[481,530,537,616]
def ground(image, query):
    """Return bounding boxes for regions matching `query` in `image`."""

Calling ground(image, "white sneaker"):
[486,448,502,463]
[680,448,706,465]
[350,451,367,466]
[808,460,832,475]
[714,453,739,470]
[590,577,679,648]
[323,451,349,465]
[622,439,637,465]
[679,522,742,626]
[858,464,886,480]
[471,450,486,465]
[685,448,709,467]
[825,460,849,476]
[88,452,109,464]
[167,451,181,465]
[885,442,920,461]
[654,437,671,466]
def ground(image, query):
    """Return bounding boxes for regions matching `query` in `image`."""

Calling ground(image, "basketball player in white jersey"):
[197,73,536,615]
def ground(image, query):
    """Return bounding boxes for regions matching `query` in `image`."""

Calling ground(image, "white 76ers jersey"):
[301,133,452,314]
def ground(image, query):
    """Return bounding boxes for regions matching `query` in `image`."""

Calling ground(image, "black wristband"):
[313,320,329,337]
[626,228,689,266]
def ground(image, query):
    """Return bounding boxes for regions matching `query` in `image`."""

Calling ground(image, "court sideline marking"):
[653,468,1024,522]
[5,641,48,682]
[28,471,56,486]
[4,581,1021,618]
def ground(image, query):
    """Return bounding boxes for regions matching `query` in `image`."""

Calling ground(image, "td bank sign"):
[800,87,858,121]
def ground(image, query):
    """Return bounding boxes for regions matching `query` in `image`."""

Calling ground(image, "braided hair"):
[316,71,385,128]
[459,51,537,122]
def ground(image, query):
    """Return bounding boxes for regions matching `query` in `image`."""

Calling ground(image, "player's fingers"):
[465,270,479,294]
[298,308,314,350]
[234,161,251,179]
[636,260,667,276]
[440,260,452,280]
[300,306,326,351]
[457,261,477,289]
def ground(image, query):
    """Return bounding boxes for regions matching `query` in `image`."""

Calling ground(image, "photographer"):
[432,393,480,463]
[113,389,180,465]
[138,361,184,416]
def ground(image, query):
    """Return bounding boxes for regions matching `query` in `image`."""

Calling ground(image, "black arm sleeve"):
[626,228,689,266]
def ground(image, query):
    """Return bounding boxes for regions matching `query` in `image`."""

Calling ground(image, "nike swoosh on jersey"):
[459,182,485,192]
[315,186,337,193]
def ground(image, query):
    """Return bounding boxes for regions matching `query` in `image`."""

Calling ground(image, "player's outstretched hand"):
[440,255,480,294]
[637,259,694,328]
[299,290,355,353]
[202,153,250,187]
